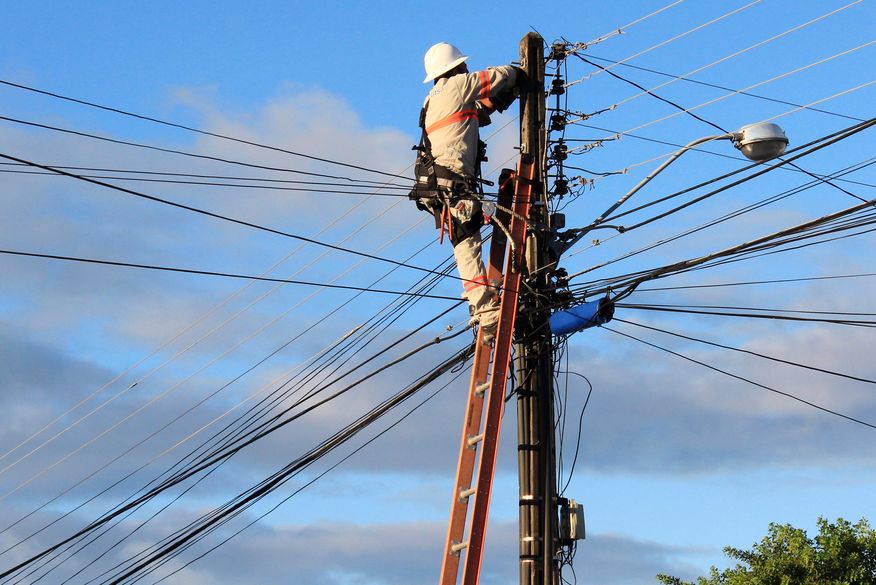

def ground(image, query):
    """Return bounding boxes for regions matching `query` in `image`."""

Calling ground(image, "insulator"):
[550,78,566,96]
[548,42,568,62]
[550,114,567,132]
[553,179,569,196]
[552,143,568,161]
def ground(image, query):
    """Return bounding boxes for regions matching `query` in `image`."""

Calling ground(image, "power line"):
[566,43,874,171]
[0,152,458,280]
[615,119,875,229]
[0,315,468,581]
[4,236,459,548]
[0,115,410,186]
[605,118,876,224]
[103,346,471,584]
[0,153,443,502]
[565,1,763,88]
[0,79,412,181]
[619,303,876,317]
[604,325,876,430]
[589,47,874,143]
[0,179,410,474]
[0,189,419,481]
[0,166,414,196]
[762,81,876,127]
[105,357,472,584]
[0,249,459,300]
[571,194,876,299]
[563,119,876,285]
[0,224,438,501]
[566,206,876,299]
[580,53,865,122]
[0,323,351,543]
[49,113,528,580]
[592,117,876,227]
[564,122,876,190]
[555,370,593,495]
[677,215,876,276]
[559,66,867,246]
[0,168,411,196]
[563,92,873,217]
[616,318,876,384]
[1,252,460,560]
[616,304,876,328]
[577,1,867,116]
[566,157,876,275]
[635,272,876,292]
[571,53,728,134]
[0,250,453,506]
[32,324,470,584]
[573,0,684,49]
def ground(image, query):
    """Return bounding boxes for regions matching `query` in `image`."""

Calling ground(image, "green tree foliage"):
[656,517,876,585]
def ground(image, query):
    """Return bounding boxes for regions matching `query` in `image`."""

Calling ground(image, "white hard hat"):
[423,42,469,83]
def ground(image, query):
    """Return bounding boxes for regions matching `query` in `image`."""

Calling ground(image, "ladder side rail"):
[438,341,490,585]
[461,155,535,585]
[439,172,517,585]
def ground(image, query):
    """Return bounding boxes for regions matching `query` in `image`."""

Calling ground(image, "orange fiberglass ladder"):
[439,154,535,585]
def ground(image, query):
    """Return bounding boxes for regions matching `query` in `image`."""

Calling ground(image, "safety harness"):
[408,101,487,247]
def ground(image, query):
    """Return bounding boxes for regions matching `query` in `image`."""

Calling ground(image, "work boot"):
[477,305,500,345]
[480,322,497,345]
[478,281,503,343]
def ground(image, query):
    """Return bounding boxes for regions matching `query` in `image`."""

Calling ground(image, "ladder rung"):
[467,433,484,447]
[475,382,490,396]
[459,486,476,500]
[450,541,468,555]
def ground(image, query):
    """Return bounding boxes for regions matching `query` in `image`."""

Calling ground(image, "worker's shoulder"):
[431,72,482,97]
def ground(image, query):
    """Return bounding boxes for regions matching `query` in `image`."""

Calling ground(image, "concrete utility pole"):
[516,32,559,585]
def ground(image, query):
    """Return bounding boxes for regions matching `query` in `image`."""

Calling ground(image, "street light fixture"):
[733,122,789,161]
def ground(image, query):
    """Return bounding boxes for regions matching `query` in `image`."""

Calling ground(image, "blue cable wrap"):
[550,298,615,335]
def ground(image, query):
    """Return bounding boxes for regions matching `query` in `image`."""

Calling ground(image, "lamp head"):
[732,122,789,161]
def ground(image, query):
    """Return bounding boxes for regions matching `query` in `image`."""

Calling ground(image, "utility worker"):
[410,42,521,343]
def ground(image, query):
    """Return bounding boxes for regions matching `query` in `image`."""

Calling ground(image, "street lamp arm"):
[555,133,731,256]
[553,122,787,258]
[591,133,732,227]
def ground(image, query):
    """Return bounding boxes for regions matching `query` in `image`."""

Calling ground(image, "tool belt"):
[409,163,484,247]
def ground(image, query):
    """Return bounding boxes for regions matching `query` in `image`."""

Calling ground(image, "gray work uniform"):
[419,65,517,330]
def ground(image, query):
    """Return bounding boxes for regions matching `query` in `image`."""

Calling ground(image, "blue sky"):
[1,1,875,584]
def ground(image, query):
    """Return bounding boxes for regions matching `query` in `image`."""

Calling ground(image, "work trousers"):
[449,199,499,330]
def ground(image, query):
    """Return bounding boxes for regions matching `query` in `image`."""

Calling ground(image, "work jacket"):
[423,65,517,178]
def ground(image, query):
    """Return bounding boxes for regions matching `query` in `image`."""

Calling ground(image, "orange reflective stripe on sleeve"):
[426,109,478,135]
[478,70,491,99]
[463,274,490,292]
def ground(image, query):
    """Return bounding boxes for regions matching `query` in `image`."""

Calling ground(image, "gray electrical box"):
[559,499,585,543]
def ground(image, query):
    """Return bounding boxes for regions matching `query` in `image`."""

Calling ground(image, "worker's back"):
[423,66,517,178]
